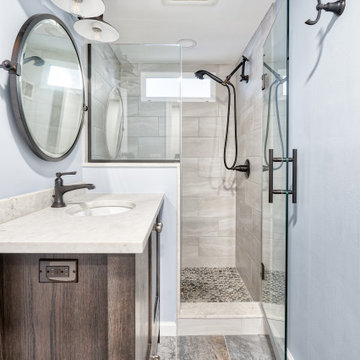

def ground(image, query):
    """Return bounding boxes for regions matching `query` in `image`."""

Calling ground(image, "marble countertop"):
[0,193,164,254]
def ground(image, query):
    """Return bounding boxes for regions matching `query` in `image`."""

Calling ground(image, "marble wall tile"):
[137,137,166,158]
[183,117,199,137]
[138,101,166,117]
[182,137,219,158]
[127,116,159,137]
[244,181,262,213]
[198,117,224,137]
[183,256,235,268]
[219,217,236,237]
[182,218,219,237]
[182,197,199,217]
[198,158,223,179]
[198,197,235,218]
[198,237,235,258]
[182,102,219,117]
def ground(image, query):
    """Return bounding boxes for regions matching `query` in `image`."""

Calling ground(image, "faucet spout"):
[51,172,95,208]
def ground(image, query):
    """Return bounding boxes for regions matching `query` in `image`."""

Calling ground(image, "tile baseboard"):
[160,322,177,337]
[177,317,266,336]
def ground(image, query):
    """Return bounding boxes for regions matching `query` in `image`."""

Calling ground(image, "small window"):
[141,72,216,102]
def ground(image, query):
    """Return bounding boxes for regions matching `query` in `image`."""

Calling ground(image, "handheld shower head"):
[23,56,45,67]
[194,70,224,85]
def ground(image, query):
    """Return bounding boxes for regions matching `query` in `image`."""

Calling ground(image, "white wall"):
[83,166,179,326]
[0,0,83,199]
[288,1,360,358]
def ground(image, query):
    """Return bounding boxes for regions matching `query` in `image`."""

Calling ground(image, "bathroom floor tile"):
[178,336,230,360]
[225,335,275,360]
[158,336,177,359]
[158,336,276,359]
[181,267,253,302]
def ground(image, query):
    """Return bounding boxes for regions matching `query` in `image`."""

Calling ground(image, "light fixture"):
[177,39,197,49]
[74,17,119,43]
[163,0,218,4]
[50,0,105,18]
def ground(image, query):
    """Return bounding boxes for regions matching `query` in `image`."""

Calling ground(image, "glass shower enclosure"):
[261,0,290,359]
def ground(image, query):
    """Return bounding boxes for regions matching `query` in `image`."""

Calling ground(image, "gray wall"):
[0,0,83,199]
[236,7,274,301]
[288,0,360,358]
[181,64,237,269]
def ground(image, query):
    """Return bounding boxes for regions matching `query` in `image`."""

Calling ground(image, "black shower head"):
[194,70,224,85]
[23,56,45,67]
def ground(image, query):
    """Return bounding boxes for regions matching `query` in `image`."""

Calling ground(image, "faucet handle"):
[56,171,77,178]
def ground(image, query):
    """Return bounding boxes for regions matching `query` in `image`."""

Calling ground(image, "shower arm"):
[223,56,249,85]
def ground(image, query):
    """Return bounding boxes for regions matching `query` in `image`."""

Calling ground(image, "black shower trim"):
[305,0,346,25]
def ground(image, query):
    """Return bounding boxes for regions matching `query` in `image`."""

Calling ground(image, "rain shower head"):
[194,70,224,85]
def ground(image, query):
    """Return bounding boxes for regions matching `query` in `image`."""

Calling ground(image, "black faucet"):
[51,171,95,208]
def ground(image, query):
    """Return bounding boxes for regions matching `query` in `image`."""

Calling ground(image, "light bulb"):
[92,26,102,41]
[72,0,83,15]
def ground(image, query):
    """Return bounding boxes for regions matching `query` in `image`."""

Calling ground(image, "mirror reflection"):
[17,17,84,160]
[105,87,124,159]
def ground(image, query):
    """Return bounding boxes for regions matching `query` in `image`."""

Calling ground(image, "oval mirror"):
[10,14,85,161]
[105,87,124,159]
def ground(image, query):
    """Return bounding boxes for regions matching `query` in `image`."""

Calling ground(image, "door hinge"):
[261,262,265,280]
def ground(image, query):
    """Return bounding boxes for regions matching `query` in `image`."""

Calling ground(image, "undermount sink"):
[66,200,136,217]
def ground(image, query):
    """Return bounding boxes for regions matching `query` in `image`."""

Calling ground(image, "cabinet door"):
[148,217,161,359]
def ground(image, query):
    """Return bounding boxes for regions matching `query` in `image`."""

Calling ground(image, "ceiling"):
[104,0,273,65]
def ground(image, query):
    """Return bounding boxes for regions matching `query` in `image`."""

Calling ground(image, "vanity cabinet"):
[0,217,162,360]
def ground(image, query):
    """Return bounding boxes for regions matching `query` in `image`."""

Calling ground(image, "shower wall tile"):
[197,158,223,178]
[181,64,237,268]
[182,217,219,237]
[198,237,235,258]
[182,137,219,158]
[182,117,199,137]
[198,117,224,137]
[198,197,235,218]
[182,102,219,117]
[127,116,159,136]
[236,8,275,300]
[219,217,236,237]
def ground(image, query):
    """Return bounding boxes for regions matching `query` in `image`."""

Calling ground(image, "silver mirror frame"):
[9,14,86,162]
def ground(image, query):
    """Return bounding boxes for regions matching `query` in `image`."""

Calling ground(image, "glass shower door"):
[261,0,289,359]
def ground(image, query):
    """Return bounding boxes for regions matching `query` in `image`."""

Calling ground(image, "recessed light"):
[177,39,197,49]
[163,0,218,5]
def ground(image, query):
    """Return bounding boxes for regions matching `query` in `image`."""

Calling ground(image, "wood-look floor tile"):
[178,336,230,360]
[225,335,275,360]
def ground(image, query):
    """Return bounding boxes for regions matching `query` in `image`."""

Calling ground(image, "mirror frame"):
[9,14,86,162]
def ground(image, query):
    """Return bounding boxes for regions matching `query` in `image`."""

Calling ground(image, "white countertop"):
[0,193,164,254]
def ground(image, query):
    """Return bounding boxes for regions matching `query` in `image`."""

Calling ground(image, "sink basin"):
[67,200,136,217]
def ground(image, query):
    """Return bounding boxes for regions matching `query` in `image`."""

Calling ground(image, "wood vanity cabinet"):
[0,217,162,360]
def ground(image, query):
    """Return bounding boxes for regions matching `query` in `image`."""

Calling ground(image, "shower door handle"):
[269,149,297,204]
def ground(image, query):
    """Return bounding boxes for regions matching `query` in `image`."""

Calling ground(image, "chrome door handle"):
[269,149,297,204]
